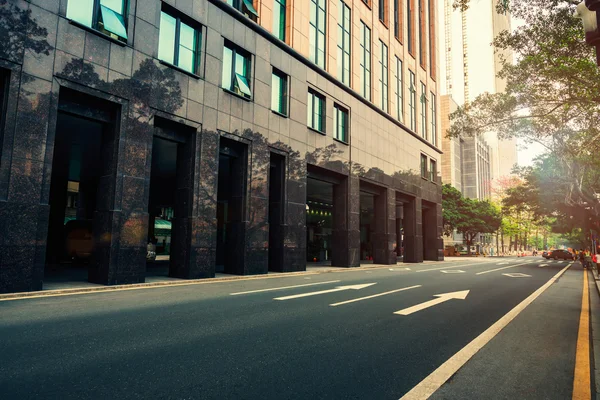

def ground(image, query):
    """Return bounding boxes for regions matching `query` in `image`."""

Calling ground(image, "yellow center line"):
[572,270,591,400]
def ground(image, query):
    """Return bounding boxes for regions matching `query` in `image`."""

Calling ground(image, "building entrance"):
[306,178,333,263]
[147,137,177,267]
[45,111,111,285]
[360,192,374,261]
[216,138,247,274]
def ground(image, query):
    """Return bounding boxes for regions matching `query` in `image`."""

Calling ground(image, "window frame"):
[379,40,389,113]
[273,0,286,41]
[407,0,415,57]
[428,0,436,80]
[333,103,349,143]
[408,70,416,132]
[158,5,203,76]
[418,0,427,70]
[379,0,388,26]
[429,158,436,182]
[309,0,327,69]
[420,81,427,139]
[66,0,129,43]
[395,56,404,123]
[271,68,289,117]
[360,21,372,101]
[420,154,428,180]
[430,92,437,147]
[394,0,403,42]
[307,89,326,133]
[337,1,351,86]
[225,0,260,22]
[222,42,253,100]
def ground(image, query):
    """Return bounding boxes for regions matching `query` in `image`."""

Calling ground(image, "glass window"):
[393,0,400,39]
[379,0,386,23]
[67,0,95,28]
[420,82,427,139]
[420,154,427,179]
[222,43,252,99]
[158,10,201,74]
[395,57,403,122]
[337,1,351,85]
[360,22,371,101]
[226,0,259,21]
[309,0,326,68]
[271,69,288,115]
[67,0,128,42]
[419,0,425,67]
[409,70,416,131]
[379,41,388,113]
[407,0,414,54]
[307,90,325,133]
[333,104,348,143]
[429,159,436,181]
[273,0,286,41]
[430,92,437,146]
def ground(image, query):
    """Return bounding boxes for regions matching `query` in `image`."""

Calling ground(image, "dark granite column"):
[373,188,397,265]
[187,129,219,278]
[403,197,423,263]
[1,74,52,293]
[422,202,444,261]
[332,176,360,267]
[169,131,197,279]
[243,133,269,275]
[282,151,307,272]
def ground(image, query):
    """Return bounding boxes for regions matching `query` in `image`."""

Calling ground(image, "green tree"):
[442,184,502,254]
[448,0,600,213]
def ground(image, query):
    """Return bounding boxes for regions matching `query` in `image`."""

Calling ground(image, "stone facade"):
[0,0,443,293]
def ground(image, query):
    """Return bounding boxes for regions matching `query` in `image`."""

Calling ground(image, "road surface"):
[0,257,587,399]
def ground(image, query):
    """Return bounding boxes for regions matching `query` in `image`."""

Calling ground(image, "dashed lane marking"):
[330,285,422,307]
[230,280,341,296]
[476,262,529,275]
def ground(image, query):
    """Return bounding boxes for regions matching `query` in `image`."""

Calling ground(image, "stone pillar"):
[187,129,219,278]
[332,176,360,267]
[403,197,423,263]
[282,151,307,272]
[372,188,397,265]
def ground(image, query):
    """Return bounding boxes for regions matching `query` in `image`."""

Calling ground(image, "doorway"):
[268,153,285,272]
[45,111,111,285]
[146,136,177,275]
[306,178,334,264]
[216,137,247,274]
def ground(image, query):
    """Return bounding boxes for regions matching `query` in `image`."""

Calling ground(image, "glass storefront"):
[306,178,333,263]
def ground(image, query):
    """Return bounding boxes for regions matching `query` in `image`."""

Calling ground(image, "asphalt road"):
[0,257,583,399]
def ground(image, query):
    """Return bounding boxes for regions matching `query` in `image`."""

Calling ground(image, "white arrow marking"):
[441,270,465,274]
[330,285,422,307]
[503,273,531,278]
[389,268,412,271]
[394,290,470,316]
[539,264,548,268]
[230,280,340,295]
[274,283,377,301]
[496,262,509,265]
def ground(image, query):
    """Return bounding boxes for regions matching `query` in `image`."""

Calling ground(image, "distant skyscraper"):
[439,0,518,191]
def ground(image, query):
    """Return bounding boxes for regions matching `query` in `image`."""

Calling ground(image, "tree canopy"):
[448,0,600,212]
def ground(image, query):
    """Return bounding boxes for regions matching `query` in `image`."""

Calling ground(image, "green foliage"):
[442,184,502,245]
[448,0,600,213]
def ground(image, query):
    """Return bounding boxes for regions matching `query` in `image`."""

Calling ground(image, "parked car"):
[542,251,550,259]
[549,249,575,260]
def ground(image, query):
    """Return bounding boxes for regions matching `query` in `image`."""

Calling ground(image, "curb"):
[0,262,436,301]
